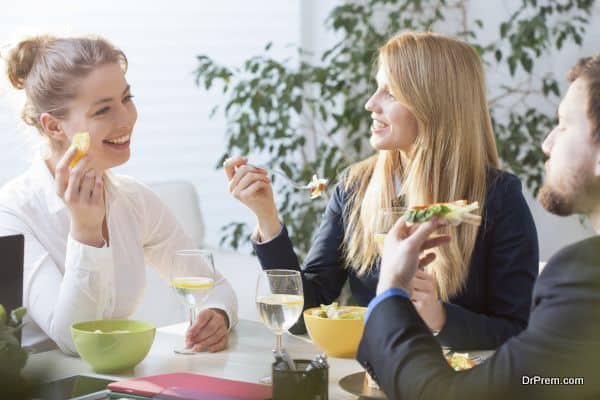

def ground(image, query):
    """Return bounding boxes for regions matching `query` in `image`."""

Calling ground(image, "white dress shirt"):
[0,158,238,354]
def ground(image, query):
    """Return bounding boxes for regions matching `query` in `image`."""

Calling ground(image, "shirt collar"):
[32,157,65,214]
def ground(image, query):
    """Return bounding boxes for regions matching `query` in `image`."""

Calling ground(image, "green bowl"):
[71,319,156,373]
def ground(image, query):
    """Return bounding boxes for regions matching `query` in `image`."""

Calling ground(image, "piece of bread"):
[404,201,481,226]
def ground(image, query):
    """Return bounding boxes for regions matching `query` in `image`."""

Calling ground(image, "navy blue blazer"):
[357,237,600,400]
[254,169,539,349]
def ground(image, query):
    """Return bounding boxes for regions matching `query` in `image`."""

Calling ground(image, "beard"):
[537,184,574,216]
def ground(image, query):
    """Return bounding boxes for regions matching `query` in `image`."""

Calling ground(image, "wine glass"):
[374,207,404,254]
[170,249,216,354]
[255,269,303,384]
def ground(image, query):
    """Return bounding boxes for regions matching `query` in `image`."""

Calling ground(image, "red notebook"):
[107,372,272,400]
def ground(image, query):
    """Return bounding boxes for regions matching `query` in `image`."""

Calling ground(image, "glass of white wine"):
[374,207,404,254]
[170,249,216,354]
[255,269,303,384]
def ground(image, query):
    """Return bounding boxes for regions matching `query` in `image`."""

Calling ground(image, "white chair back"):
[149,181,205,247]
[131,181,206,326]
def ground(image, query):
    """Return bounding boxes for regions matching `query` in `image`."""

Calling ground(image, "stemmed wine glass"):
[374,207,404,254]
[255,269,304,384]
[170,249,216,354]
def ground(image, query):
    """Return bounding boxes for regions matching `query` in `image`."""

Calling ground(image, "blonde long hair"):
[343,32,499,301]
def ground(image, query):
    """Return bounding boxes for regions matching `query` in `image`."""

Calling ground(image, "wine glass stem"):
[275,333,283,353]
[188,305,197,327]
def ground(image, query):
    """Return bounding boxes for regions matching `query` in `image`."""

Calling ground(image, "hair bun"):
[6,35,55,90]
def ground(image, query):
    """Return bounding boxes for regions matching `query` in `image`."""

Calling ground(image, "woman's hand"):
[223,156,281,241]
[377,217,450,295]
[54,146,106,247]
[410,269,446,332]
[185,308,229,352]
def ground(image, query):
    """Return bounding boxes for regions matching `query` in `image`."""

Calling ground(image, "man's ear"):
[39,113,68,144]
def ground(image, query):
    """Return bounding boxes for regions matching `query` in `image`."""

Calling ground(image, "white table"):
[24,319,366,399]
[24,319,494,399]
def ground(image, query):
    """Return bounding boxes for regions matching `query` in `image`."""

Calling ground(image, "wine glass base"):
[174,347,198,355]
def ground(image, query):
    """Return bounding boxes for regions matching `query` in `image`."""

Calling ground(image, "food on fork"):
[404,200,481,226]
[68,132,90,168]
[307,175,328,199]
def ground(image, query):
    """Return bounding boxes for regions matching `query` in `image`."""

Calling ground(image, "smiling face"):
[364,67,419,152]
[58,62,137,171]
[538,78,600,216]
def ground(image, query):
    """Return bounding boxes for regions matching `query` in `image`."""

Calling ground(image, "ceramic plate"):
[339,371,387,399]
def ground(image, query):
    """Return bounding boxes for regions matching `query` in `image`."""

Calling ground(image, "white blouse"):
[0,158,238,354]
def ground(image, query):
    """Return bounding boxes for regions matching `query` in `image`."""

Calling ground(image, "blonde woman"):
[0,35,237,355]
[224,31,538,349]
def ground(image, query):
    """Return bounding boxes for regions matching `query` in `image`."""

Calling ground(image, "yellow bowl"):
[303,306,366,358]
[71,319,155,373]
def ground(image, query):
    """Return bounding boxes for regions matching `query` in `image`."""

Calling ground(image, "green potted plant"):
[0,304,34,399]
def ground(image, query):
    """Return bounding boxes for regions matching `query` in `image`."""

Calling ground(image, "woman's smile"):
[102,133,131,150]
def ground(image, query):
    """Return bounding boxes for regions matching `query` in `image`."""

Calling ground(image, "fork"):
[247,164,313,190]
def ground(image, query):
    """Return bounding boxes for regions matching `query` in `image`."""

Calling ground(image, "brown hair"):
[567,54,600,142]
[343,32,499,301]
[4,35,127,132]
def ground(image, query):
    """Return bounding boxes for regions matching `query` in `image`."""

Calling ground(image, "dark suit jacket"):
[254,169,539,349]
[357,236,600,400]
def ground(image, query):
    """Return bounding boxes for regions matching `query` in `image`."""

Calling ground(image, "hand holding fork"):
[223,156,282,241]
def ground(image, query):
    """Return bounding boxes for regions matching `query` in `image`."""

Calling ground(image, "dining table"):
[23,319,494,399]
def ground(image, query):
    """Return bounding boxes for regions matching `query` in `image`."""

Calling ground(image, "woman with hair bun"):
[0,35,238,355]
